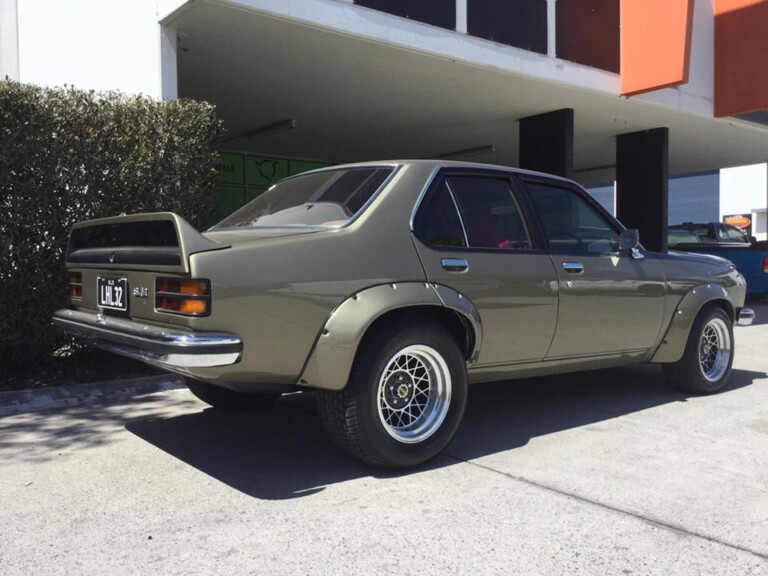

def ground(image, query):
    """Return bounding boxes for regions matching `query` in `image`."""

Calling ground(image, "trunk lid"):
[65,213,228,326]
[67,212,228,274]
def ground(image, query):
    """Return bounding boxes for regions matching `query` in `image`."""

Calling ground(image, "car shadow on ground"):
[125,363,764,501]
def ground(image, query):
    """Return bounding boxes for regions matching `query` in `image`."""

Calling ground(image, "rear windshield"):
[211,166,394,229]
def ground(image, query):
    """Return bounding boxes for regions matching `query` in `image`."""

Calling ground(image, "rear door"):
[412,171,558,366]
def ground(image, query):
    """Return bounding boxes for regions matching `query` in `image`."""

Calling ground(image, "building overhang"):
[164,0,768,185]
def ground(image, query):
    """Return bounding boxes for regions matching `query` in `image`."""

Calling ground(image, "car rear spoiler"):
[65,212,229,274]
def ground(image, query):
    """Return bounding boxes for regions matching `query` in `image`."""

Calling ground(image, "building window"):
[556,0,620,73]
[354,0,456,30]
[467,0,547,54]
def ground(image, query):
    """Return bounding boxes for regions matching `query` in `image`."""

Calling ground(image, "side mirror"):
[619,229,644,259]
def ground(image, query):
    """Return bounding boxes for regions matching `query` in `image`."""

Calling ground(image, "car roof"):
[307,159,577,186]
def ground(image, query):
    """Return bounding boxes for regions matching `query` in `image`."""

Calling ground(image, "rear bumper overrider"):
[737,307,755,326]
[53,309,242,368]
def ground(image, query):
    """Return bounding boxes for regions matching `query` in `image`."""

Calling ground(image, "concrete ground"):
[1,306,767,575]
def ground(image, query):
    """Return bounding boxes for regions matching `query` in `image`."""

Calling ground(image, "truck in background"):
[669,222,768,298]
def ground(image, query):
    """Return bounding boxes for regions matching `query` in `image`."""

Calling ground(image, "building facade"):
[2,0,767,243]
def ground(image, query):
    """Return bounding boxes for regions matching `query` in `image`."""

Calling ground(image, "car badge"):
[132,287,150,299]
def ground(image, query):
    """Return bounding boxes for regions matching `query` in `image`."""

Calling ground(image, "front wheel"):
[184,377,281,412]
[317,324,468,469]
[662,306,734,394]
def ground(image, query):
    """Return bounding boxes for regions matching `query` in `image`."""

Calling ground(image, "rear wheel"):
[184,377,281,412]
[663,306,734,394]
[317,324,467,469]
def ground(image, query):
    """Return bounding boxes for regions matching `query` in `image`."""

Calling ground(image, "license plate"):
[97,277,128,311]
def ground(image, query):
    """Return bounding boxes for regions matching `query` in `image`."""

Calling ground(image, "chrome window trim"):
[443,179,471,248]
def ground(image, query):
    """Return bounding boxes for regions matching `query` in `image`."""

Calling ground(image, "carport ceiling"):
[170,2,768,184]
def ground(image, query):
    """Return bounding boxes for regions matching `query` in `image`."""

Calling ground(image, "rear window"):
[212,167,394,229]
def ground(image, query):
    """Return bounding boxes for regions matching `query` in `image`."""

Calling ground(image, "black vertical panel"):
[519,109,574,179]
[467,0,548,54]
[616,129,670,253]
[354,0,456,30]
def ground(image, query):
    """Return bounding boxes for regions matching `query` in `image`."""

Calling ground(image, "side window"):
[524,180,619,254]
[414,180,467,248]
[447,177,533,250]
[725,225,749,243]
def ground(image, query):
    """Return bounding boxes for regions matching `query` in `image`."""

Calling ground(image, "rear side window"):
[414,175,533,250]
[447,177,532,250]
[212,167,393,229]
[413,180,467,248]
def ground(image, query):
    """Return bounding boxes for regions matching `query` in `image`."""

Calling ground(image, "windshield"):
[212,166,394,229]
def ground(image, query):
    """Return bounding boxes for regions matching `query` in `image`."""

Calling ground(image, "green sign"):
[216,153,244,185]
[246,156,289,187]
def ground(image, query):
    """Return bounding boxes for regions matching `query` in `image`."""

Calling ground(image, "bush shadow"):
[125,364,764,501]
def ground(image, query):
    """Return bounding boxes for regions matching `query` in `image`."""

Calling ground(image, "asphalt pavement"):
[1,305,767,575]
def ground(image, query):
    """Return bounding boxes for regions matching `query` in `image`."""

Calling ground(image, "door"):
[412,173,559,366]
[520,177,667,359]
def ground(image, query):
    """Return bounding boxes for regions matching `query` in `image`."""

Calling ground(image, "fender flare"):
[298,282,482,390]
[651,283,735,364]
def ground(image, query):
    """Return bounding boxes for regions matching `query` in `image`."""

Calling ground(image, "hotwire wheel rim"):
[699,317,731,382]
[377,345,452,444]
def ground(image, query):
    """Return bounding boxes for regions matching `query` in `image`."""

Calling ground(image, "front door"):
[520,177,667,359]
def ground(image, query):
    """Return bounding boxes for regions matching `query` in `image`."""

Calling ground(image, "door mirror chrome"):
[619,229,644,259]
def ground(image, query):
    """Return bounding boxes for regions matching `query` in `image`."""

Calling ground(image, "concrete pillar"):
[518,108,574,179]
[0,0,20,81]
[616,128,669,253]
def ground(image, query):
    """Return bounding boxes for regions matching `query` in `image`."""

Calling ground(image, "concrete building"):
[2,0,767,244]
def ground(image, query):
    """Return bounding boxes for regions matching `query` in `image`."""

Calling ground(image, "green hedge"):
[0,81,222,374]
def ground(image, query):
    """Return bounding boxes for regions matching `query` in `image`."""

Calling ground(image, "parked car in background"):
[55,161,754,469]
[669,222,768,298]
[671,222,753,245]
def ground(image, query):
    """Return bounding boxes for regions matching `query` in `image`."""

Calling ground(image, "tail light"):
[67,272,82,299]
[763,256,768,274]
[156,278,211,316]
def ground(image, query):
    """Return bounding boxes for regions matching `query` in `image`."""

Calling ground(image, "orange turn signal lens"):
[155,277,211,316]
[179,299,208,314]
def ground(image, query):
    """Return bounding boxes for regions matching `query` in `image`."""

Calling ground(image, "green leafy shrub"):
[0,81,222,374]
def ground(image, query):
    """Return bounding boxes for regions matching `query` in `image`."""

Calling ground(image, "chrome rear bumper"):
[737,307,755,326]
[53,309,242,368]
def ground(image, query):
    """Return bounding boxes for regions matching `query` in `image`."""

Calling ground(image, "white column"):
[160,24,178,100]
[0,0,20,80]
[456,0,467,34]
[547,0,556,58]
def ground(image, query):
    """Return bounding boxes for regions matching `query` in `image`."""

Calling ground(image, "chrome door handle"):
[562,261,584,274]
[441,258,468,272]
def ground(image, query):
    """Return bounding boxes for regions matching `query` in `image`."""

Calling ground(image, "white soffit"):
[165,0,768,184]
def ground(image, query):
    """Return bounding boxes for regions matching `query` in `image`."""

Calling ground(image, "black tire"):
[184,377,281,412]
[317,323,468,470]
[662,306,734,394]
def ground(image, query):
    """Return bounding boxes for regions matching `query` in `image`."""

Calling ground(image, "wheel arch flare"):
[299,283,482,391]
[651,283,735,364]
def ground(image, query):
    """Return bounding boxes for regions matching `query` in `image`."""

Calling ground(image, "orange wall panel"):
[714,0,768,117]
[620,0,694,97]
